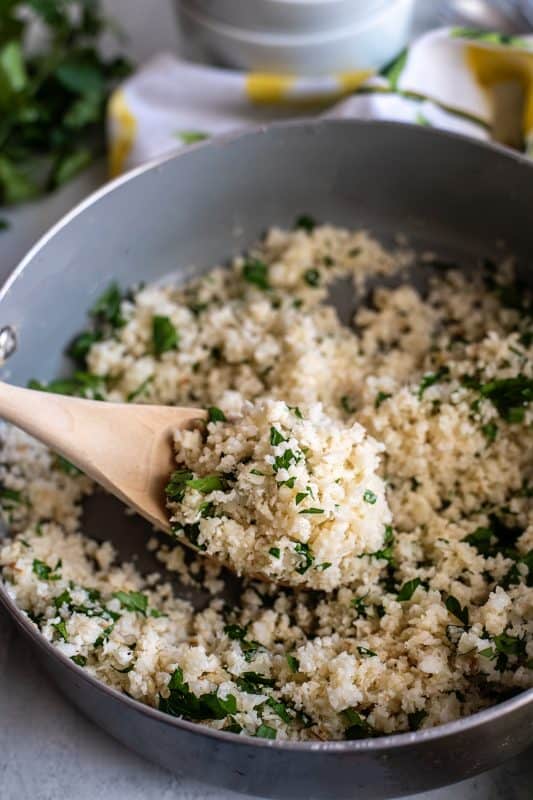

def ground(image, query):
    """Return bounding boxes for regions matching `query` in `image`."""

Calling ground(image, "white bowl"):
[176,0,415,74]
[179,0,391,34]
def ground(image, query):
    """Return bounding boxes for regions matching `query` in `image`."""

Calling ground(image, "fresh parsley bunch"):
[0,0,132,205]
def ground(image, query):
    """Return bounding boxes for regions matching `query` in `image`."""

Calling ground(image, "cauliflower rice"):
[0,222,531,742]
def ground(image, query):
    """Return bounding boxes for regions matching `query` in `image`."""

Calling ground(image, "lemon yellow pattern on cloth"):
[106,28,533,175]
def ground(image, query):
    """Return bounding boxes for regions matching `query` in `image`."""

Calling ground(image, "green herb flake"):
[160,666,238,721]
[208,406,226,423]
[187,474,225,493]
[341,395,356,414]
[152,315,178,356]
[269,547,281,558]
[295,215,316,232]
[265,696,292,723]
[445,595,469,627]
[481,421,498,442]
[375,391,392,409]
[303,268,320,287]
[418,366,450,399]
[236,672,275,694]
[91,283,125,328]
[286,654,300,673]
[408,710,428,731]
[363,490,377,505]
[255,723,276,739]
[341,708,373,740]
[224,624,247,641]
[176,130,209,144]
[32,558,61,581]
[71,655,87,667]
[294,542,314,574]
[113,590,148,616]
[68,331,101,365]
[270,426,286,446]
[397,578,422,602]
[242,259,270,290]
[298,508,324,515]
[165,469,194,502]
[0,487,22,505]
[127,376,154,403]
[53,620,68,642]
[357,646,377,658]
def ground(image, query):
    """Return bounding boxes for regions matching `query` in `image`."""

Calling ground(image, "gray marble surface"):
[1,2,532,798]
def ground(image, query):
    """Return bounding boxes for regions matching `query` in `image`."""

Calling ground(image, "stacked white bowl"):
[175,0,415,73]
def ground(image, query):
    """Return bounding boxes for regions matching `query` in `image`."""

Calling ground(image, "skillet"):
[0,119,531,799]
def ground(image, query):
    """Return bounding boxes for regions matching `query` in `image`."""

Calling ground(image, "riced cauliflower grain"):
[167,398,391,590]
[0,224,531,742]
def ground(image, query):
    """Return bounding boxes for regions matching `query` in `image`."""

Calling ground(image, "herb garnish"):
[159,666,237,721]
[255,723,276,739]
[0,2,131,206]
[363,490,377,505]
[32,558,62,581]
[341,708,373,740]
[152,315,178,356]
[375,391,392,409]
[294,542,314,574]
[208,406,226,423]
[295,215,316,232]
[113,591,148,616]
[418,366,450,399]
[396,578,422,601]
[445,595,469,626]
[304,268,320,287]
[242,259,270,290]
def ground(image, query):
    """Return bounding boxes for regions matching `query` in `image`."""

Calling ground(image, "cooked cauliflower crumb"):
[167,399,391,590]
[0,224,531,743]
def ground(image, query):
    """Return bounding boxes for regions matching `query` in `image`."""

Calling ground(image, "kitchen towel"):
[108,27,533,177]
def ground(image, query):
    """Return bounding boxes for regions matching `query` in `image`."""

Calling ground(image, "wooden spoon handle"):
[0,381,205,532]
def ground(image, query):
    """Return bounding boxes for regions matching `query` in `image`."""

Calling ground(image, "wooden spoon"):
[0,381,206,533]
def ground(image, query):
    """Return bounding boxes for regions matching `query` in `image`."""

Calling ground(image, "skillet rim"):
[0,117,532,754]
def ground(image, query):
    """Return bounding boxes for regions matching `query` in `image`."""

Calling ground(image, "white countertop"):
[1,2,531,798]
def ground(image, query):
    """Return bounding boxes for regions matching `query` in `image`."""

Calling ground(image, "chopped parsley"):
[236,672,275,694]
[286,654,300,673]
[32,559,61,581]
[165,469,193,502]
[357,646,377,658]
[255,723,276,739]
[341,708,373,740]
[397,578,422,601]
[295,214,316,232]
[298,508,324,515]
[159,666,237,721]
[0,487,22,506]
[445,595,469,627]
[408,710,428,731]
[375,391,392,409]
[127,376,153,403]
[113,591,148,616]
[287,405,303,419]
[341,395,356,414]
[481,421,498,442]
[269,547,280,558]
[53,620,68,642]
[418,366,450,399]
[270,426,286,446]
[462,374,532,422]
[68,330,101,365]
[71,655,87,667]
[303,268,320,287]
[294,542,314,574]
[295,492,308,505]
[242,258,269,290]
[152,315,178,356]
[91,283,125,329]
[187,474,225,493]
[273,449,300,473]
[208,406,226,423]
[363,490,377,505]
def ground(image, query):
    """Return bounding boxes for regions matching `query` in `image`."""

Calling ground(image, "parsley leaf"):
[255,723,276,739]
[152,315,178,356]
[113,590,148,616]
[418,366,450,399]
[363,490,377,505]
[397,578,422,601]
[445,595,469,627]
[294,542,314,574]
[208,406,226,423]
[242,259,269,290]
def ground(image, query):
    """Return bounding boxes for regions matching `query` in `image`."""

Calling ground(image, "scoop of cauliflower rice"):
[166,399,391,590]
